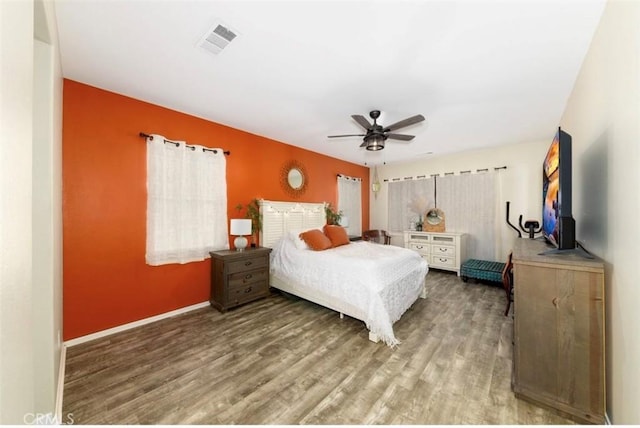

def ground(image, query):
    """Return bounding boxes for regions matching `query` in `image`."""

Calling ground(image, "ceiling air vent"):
[198,23,238,55]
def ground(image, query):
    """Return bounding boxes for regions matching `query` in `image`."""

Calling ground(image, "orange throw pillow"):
[323,225,350,248]
[299,229,333,251]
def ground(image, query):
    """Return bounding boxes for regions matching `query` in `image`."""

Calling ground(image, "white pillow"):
[288,228,322,250]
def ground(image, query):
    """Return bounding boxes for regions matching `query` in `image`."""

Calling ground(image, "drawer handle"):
[244,261,253,266]
[244,273,253,280]
[439,258,447,262]
[439,247,448,252]
[244,287,253,293]
[416,245,424,249]
[552,297,558,307]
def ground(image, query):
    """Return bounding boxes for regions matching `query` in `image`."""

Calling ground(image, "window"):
[337,175,362,236]
[146,135,228,265]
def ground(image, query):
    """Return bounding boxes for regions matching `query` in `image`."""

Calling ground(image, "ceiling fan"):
[328,110,425,151]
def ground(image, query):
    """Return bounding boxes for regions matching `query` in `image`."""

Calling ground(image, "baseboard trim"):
[64,301,210,347]
[55,344,66,422]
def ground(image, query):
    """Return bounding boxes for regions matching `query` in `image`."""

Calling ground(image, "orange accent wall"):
[62,79,370,340]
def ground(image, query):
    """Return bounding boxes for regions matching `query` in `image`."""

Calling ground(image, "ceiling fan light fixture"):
[328,109,424,153]
[366,135,386,151]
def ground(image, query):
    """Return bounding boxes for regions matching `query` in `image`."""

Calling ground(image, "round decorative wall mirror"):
[280,160,308,198]
[287,168,304,189]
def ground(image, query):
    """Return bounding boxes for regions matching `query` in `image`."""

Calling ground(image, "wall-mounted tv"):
[542,128,576,250]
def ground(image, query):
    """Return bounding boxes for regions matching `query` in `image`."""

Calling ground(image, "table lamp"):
[230,219,252,251]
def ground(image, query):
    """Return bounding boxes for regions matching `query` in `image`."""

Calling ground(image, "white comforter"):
[270,235,429,346]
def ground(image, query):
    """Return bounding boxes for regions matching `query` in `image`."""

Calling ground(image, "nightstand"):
[209,247,271,312]
[348,235,362,242]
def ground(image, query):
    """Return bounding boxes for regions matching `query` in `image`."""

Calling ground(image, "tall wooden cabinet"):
[512,238,605,424]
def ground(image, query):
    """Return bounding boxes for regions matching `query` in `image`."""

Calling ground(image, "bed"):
[259,200,429,347]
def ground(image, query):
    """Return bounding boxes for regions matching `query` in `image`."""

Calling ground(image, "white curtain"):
[388,172,499,260]
[388,178,435,232]
[337,175,362,236]
[146,134,229,265]
[436,173,497,261]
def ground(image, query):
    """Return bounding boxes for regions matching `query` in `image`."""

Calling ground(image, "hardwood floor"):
[63,270,573,424]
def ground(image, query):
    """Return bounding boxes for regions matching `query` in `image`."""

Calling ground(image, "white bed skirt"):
[270,272,427,345]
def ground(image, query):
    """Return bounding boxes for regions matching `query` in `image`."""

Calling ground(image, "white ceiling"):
[55,0,606,165]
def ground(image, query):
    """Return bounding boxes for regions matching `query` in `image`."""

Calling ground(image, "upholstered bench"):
[460,259,505,283]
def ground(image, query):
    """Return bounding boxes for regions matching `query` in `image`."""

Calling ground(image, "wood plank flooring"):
[63,270,573,424]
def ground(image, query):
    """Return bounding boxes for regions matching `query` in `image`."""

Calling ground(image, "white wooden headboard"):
[258,200,327,248]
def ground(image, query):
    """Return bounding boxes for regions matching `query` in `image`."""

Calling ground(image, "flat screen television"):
[542,127,576,250]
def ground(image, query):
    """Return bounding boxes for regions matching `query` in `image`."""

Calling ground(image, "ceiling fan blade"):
[351,115,372,130]
[359,141,368,148]
[384,114,425,132]
[386,133,415,141]
[328,134,366,138]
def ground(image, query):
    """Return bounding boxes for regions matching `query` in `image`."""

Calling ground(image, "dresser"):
[512,238,605,424]
[209,247,272,312]
[403,231,467,275]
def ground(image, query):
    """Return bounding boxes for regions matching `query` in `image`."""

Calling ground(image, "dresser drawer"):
[432,244,455,257]
[430,255,456,268]
[432,235,456,245]
[409,242,430,254]
[406,233,431,243]
[227,255,268,274]
[228,268,269,288]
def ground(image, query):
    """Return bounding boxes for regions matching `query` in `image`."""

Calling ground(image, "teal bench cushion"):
[461,259,505,283]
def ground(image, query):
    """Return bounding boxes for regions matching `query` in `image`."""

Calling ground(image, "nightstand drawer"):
[227,255,268,274]
[228,281,269,305]
[228,269,269,288]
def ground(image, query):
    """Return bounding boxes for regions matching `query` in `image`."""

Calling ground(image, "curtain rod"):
[383,166,507,182]
[139,132,230,155]
[336,173,362,181]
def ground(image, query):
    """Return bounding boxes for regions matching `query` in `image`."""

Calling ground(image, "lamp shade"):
[366,135,386,151]
[230,218,252,236]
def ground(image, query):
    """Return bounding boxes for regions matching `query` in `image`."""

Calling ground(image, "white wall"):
[0,0,64,423]
[32,0,64,417]
[371,139,548,257]
[0,0,35,423]
[560,0,640,423]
